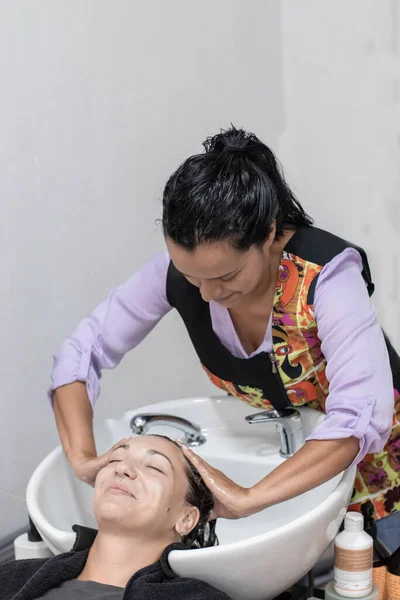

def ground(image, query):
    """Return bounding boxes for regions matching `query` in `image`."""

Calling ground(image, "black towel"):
[0,525,231,600]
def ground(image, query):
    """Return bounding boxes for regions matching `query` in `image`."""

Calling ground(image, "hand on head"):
[73,438,132,486]
[176,440,250,520]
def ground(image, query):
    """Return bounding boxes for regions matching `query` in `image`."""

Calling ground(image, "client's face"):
[93,436,199,541]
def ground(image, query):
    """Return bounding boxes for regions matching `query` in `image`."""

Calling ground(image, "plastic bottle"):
[333,511,373,598]
[325,581,379,600]
[361,500,391,567]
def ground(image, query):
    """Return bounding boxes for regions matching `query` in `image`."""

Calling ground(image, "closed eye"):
[109,459,121,464]
[221,273,237,282]
[148,465,164,474]
[221,269,240,282]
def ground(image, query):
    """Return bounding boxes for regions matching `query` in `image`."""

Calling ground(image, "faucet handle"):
[245,408,301,427]
[245,408,303,458]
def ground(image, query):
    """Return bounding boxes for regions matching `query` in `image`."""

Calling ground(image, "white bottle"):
[334,511,373,598]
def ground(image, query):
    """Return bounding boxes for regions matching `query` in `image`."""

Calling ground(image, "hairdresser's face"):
[93,437,199,541]
[166,232,275,308]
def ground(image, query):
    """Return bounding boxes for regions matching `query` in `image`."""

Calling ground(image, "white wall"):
[0,0,283,539]
[279,0,400,346]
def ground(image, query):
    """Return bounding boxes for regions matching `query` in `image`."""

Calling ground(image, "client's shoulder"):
[0,556,50,579]
[0,549,89,599]
[0,557,51,598]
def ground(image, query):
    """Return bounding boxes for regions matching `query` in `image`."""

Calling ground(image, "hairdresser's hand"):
[72,438,132,486]
[177,441,251,519]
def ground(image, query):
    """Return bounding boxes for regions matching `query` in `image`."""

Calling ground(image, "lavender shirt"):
[49,248,394,466]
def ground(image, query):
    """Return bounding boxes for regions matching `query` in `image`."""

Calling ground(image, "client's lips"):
[107,484,135,498]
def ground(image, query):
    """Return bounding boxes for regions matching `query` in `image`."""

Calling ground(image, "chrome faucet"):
[130,413,206,447]
[245,408,303,458]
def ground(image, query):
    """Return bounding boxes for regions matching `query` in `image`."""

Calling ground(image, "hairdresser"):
[49,127,400,551]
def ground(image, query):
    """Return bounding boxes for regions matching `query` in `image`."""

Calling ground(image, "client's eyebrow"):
[114,444,130,452]
[146,449,174,471]
[111,445,174,471]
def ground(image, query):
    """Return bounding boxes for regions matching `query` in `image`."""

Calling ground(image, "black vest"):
[166,227,400,410]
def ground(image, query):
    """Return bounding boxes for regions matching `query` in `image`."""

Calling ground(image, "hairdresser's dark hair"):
[162,126,313,250]
[154,436,217,549]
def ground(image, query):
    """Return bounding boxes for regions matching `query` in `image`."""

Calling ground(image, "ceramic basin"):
[27,396,356,600]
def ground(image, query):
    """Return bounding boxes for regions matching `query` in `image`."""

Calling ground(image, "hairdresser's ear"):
[270,219,276,240]
[268,219,277,243]
[175,506,200,537]
[263,219,276,251]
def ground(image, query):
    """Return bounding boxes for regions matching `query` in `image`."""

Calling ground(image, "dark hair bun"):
[163,124,313,248]
[203,126,258,154]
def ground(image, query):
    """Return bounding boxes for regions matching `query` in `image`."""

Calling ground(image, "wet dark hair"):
[180,451,217,549]
[154,436,218,549]
[162,125,313,251]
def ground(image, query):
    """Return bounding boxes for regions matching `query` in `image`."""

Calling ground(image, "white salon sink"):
[27,396,356,600]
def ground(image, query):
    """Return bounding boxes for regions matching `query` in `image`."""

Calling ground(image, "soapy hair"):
[162,125,313,250]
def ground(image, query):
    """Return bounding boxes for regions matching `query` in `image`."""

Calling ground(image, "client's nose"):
[115,461,137,480]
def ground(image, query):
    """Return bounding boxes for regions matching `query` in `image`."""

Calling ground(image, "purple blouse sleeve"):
[48,252,172,407]
[306,248,394,465]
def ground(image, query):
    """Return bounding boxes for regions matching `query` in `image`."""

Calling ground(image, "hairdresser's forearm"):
[245,437,359,515]
[53,382,97,466]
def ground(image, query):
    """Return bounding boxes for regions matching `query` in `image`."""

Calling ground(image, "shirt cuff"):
[305,395,390,466]
[47,345,101,409]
